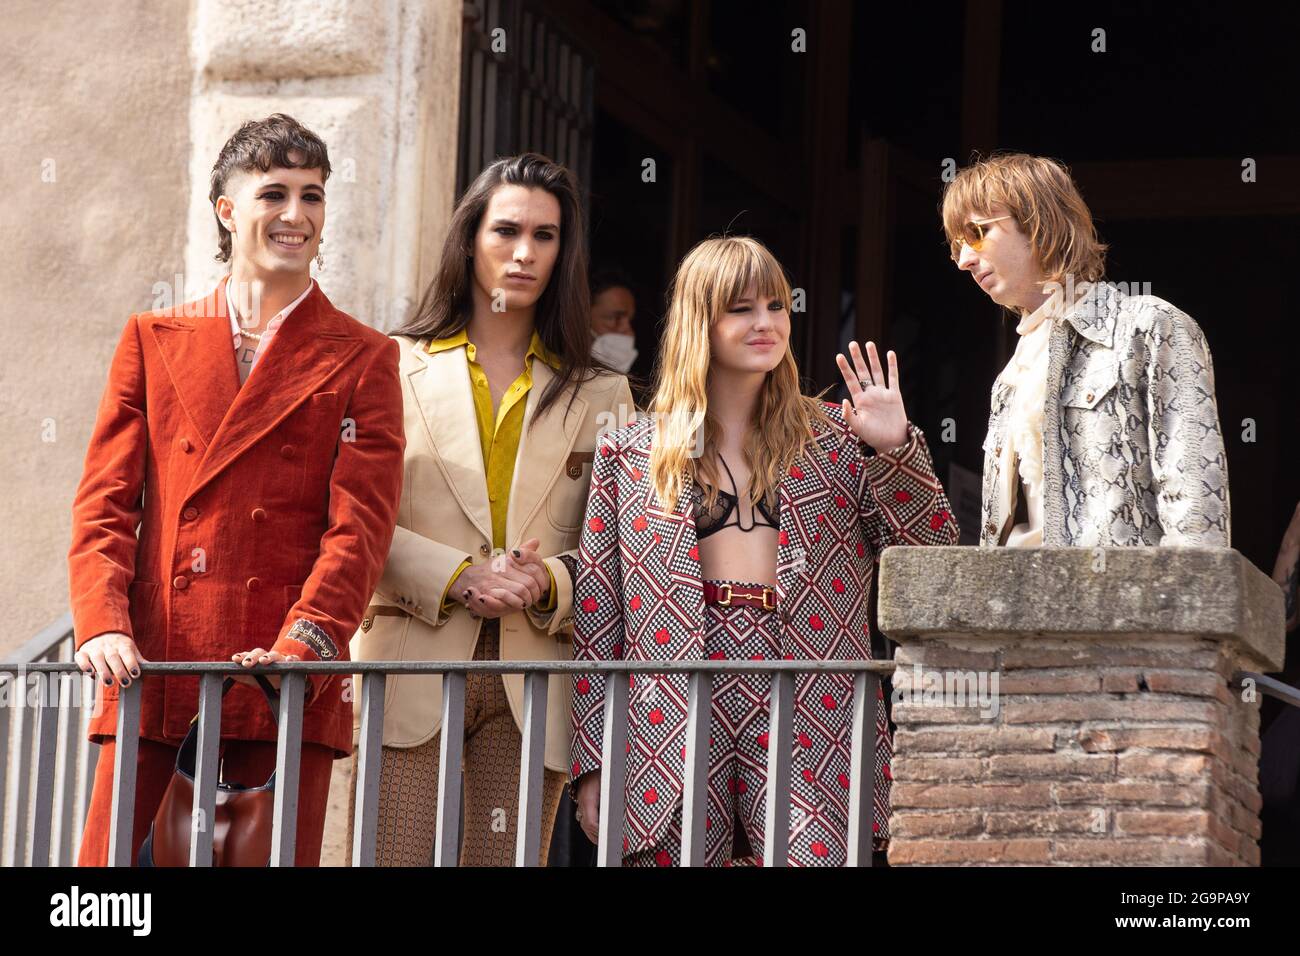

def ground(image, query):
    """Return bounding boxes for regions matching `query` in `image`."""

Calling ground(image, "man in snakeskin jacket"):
[941,153,1229,548]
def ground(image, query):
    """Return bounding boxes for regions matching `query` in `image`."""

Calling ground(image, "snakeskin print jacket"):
[980,280,1230,547]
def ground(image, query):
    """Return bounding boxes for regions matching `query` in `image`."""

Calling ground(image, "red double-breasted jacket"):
[67,280,405,755]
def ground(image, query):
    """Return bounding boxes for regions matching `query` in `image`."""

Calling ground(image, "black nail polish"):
[131,668,140,677]
[104,676,113,685]
[512,549,520,557]
[121,678,131,687]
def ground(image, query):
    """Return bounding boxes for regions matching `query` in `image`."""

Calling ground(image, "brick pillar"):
[877,548,1285,866]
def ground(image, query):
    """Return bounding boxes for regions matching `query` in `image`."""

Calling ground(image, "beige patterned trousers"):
[348,621,565,866]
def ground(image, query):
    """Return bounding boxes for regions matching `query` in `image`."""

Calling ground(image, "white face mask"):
[591,331,638,372]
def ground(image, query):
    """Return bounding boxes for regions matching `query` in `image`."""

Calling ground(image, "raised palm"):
[835,340,909,453]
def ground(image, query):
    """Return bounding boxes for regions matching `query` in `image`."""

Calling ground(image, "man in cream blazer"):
[350,331,633,862]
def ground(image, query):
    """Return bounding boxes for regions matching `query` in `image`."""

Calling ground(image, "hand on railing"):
[75,632,146,688]
[575,770,601,844]
[231,648,302,692]
[453,537,550,617]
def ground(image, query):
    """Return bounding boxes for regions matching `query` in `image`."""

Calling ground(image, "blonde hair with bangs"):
[941,153,1107,286]
[648,236,831,513]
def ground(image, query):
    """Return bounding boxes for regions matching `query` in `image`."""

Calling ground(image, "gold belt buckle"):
[717,584,733,606]
[762,587,776,610]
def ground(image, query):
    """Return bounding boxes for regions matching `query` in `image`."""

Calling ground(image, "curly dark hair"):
[208,113,331,263]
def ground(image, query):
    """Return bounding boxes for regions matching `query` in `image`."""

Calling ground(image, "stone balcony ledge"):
[879,547,1284,671]
[876,547,1287,866]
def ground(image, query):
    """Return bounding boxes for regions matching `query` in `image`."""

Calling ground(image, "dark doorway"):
[460,0,1300,865]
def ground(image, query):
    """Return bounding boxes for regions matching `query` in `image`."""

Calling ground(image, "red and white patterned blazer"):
[570,403,959,855]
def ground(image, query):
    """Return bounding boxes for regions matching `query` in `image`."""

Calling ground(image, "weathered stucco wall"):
[0,0,194,658]
[1,0,461,661]
[1,0,462,866]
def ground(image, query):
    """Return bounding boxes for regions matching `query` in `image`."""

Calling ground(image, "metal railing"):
[2,642,893,867]
[1235,671,1300,709]
[0,613,95,867]
[10,621,1289,869]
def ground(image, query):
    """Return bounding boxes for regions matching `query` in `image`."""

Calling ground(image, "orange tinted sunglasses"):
[949,215,1012,262]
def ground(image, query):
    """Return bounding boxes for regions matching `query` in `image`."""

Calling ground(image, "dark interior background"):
[458,0,1299,865]
[534,0,1297,574]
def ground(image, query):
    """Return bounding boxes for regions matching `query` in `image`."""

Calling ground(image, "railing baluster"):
[271,672,305,867]
[680,670,712,867]
[352,672,386,867]
[11,672,35,866]
[0,674,11,867]
[435,671,466,867]
[514,671,549,867]
[763,670,795,868]
[847,672,879,867]
[30,673,59,866]
[190,673,223,866]
[596,670,629,867]
[108,678,142,867]
[75,674,97,865]
[0,657,909,869]
[53,666,78,866]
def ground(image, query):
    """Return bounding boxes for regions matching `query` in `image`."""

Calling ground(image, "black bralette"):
[690,454,779,540]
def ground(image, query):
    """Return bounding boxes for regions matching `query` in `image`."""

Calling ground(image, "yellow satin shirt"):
[427,327,561,611]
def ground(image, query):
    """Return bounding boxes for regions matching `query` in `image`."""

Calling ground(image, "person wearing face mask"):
[349,154,634,866]
[568,236,958,866]
[942,153,1230,548]
[588,270,639,374]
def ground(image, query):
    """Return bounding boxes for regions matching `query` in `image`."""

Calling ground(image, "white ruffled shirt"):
[995,283,1089,547]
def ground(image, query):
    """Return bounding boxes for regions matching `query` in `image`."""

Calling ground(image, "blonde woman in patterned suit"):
[570,236,959,866]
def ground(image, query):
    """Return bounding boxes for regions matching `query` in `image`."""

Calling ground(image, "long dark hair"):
[397,153,607,426]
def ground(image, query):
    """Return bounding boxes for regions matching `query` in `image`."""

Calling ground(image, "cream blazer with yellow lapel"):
[351,333,634,771]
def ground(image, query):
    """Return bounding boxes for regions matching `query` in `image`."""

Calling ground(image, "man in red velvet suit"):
[68,114,405,866]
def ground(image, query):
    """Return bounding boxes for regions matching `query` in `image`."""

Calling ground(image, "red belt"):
[702,582,777,611]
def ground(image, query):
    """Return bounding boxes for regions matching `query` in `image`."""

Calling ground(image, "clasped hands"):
[453,536,551,619]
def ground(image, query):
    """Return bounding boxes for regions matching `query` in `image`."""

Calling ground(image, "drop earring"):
[315,236,324,269]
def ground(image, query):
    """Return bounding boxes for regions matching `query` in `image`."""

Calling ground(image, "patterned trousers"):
[624,581,856,868]
[348,621,565,866]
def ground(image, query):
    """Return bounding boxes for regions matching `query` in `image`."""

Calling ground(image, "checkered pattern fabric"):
[624,591,859,867]
[570,404,958,861]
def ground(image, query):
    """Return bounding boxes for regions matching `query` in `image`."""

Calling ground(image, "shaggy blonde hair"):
[941,153,1107,285]
[647,236,831,513]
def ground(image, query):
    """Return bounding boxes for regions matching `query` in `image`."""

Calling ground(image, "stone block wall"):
[185,0,463,332]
